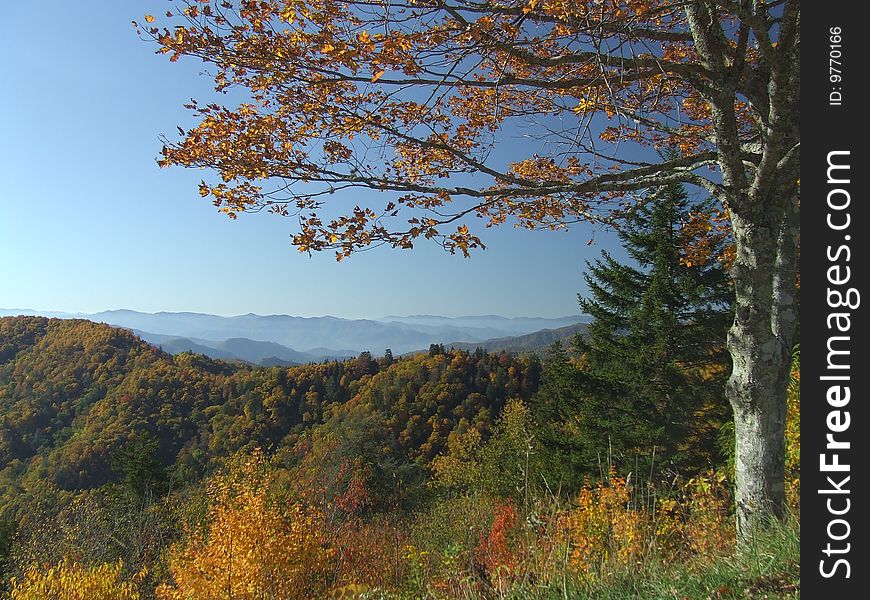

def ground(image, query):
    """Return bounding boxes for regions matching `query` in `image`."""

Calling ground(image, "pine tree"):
[570,182,733,475]
[111,433,167,502]
[534,342,586,491]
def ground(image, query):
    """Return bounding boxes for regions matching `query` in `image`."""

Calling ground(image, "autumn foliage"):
[474,499,522,589]
[568,471,643,574]
[135,0,797,263]
[0,320,800,597]
[9,560,144,600]
[785,350,801,512]
[157,451,333,600]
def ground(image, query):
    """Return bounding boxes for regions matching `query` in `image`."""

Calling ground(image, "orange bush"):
[10,560,144,600]
[655,471,734,560]
[474,499,522,589]
[567,470,643,575]
[157,451,334,600]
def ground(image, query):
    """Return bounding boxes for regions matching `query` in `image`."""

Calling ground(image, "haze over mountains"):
[0,309,588,365]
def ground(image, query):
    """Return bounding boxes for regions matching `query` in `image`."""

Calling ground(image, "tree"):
[141,0,800,541]
[532,341,585,490]
[111,433,168,502]
[382,348,394,366]
[431,399,544,502]
[570,182,732,475]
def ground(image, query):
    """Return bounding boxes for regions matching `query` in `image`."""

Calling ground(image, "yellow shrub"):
[157,451,334,600]
[655,471,733,560]
[568,470,643,575]
[10,560,143,600]
[683,473,734,556]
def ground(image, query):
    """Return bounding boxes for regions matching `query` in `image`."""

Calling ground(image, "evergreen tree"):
[111,433,168,502]
[382,348,394,366]
[533,342,586,491]
[568,182,732,476]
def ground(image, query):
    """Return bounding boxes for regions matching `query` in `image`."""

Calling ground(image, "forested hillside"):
[0,312,798,598]
[439,323,589,356]
[0,316,540,516]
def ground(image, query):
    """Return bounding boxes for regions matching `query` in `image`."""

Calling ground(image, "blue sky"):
[0,1,627,319]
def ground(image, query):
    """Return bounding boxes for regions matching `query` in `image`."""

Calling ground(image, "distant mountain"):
[0,309,589,355]
[133,330,355,366]
[151,336,242,362]
[381,314,590,335]
[435,322,589,355]
[0,314,539,502]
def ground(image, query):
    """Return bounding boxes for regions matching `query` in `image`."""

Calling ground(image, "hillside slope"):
[0,309,587,355]
[0,316,541,518]
[442,322,588,354]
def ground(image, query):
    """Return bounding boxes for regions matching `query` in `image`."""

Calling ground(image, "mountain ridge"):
[0,308,588,356]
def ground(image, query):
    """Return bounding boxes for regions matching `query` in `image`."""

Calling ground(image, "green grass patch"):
[568,517,800,600]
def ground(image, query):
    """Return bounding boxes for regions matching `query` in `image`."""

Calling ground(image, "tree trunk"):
[726,195,799,543]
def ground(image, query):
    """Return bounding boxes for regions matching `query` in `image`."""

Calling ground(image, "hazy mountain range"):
[0,309,589,365]
[434,323,588,356]
[129,330,357,366]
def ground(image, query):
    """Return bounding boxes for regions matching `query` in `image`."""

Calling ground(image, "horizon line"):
[0,307,587,321]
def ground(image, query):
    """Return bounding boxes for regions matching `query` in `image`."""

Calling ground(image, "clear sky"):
[0,1,627,319]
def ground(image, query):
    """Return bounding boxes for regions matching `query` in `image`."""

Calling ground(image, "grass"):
[351,515,799,600]
[564,516,800,600]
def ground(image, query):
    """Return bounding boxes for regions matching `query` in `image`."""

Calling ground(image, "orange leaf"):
[144,14,155,23]
[370,70,385,83]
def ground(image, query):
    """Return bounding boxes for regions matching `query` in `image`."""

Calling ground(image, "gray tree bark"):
[687,0,801,542]
[727,194,799,542]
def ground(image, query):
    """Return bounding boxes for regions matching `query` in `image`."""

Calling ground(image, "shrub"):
[567,470,643,576]
[9,560,143,600]
[157,450,333,600]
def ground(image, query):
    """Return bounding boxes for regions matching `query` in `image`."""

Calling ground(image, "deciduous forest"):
[0,189,800,598]
[0,314,800,598]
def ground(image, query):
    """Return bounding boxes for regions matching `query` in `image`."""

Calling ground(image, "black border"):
[801,2,868,594]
